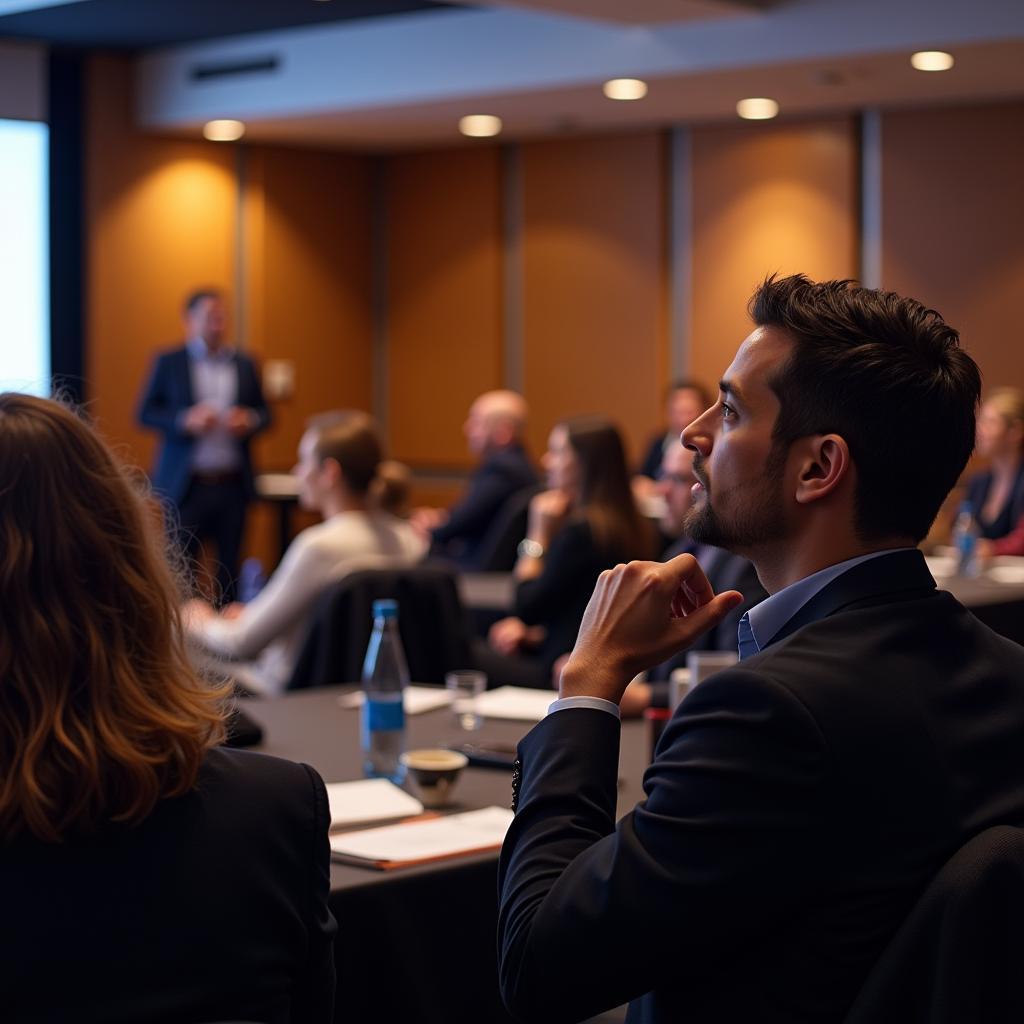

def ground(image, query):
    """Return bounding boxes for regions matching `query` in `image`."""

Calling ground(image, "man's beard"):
[684,446,789,553]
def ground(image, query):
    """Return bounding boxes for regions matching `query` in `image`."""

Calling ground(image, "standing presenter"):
[138,288,270,604]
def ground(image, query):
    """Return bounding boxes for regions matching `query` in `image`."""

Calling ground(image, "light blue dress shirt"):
[185,338,241,473]
[548,548,914,719]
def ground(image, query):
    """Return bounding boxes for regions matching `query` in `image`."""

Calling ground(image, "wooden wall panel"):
[881,101,1024,395]
[247,144,374,471]
[521,132,666,466]
[690,118,859,389]
[385,147,503,470]
[85,55,237,467]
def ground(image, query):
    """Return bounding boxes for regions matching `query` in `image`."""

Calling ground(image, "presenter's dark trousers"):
[176,472,248,605]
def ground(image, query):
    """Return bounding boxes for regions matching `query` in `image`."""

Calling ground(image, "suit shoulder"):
[744,590,1024,701]
[199,746,321,809]
[153,344,189,362]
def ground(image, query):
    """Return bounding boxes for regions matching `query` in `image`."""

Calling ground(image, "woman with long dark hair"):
[0,393,335,1023]
[483,415,659,688]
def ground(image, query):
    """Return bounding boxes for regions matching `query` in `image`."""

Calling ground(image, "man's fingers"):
[673,590,743,634]
[663,552,715,607]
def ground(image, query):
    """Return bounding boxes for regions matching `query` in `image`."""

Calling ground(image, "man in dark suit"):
[412,389,537,570]
[138,288,270,603]
[498,274,1024,1023]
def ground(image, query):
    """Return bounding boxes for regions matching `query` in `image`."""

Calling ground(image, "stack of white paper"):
[330,806,514,867]
[473,685,555,722]
[325,778,423,829]
[337,685,452,715]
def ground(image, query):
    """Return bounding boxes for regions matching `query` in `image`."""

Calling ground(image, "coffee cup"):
[400,748,469,809]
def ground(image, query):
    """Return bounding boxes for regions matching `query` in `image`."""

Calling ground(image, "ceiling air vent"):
[190,56,280,82]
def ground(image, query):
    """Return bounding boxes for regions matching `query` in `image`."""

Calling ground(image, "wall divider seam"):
[371,156,390,444]
[234,143,248,350]
[668,124,693,384]
[501,142,524,395]
[860,109,883,289]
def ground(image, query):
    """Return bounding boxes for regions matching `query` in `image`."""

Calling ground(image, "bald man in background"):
[413,390,537,570]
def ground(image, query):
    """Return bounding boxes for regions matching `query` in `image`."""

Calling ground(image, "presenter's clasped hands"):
[559,552,743,704]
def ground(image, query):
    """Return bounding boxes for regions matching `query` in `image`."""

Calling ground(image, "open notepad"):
[330,806,514,870]
[325,778,424,829]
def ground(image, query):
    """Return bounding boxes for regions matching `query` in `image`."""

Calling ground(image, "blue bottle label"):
[364,697,405,732]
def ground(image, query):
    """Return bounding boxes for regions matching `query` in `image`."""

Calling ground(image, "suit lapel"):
[764,549,937,649]
[174,345,195,406]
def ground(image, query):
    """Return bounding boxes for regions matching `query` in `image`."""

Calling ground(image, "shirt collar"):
[744,547,916,654]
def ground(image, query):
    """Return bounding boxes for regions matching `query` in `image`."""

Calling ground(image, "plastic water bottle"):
[361,599,409,782]
[238,557,266,604]
[952,501,980,578]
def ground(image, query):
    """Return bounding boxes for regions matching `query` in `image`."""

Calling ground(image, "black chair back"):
[474,484,543,572]
[845,825,1024,1023]
[287,563,475,689]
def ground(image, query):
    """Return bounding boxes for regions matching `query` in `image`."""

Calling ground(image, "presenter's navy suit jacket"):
[498,550,1024,1023]
[137,345,270,505]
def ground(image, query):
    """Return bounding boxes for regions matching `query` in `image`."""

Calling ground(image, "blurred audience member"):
[138,288,270,604]
[186,411,425,695]
[621,442,766,716]
[0,393,335,1022]
[479,416,659,688]
[369,459,413,518]
[634,380,712,495]
[969,388,1024,558]
[412,390,537,569]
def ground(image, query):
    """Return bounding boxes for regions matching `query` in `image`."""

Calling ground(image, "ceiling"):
[3,0,1024,148]
[0,0,456,50]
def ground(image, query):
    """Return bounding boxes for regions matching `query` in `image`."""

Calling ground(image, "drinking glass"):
[445,670,487,731]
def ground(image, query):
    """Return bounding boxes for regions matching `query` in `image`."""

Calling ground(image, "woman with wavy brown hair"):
[0,394,335,1023]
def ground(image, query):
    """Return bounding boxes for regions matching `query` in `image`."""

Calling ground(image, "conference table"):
[244,686,649,1024]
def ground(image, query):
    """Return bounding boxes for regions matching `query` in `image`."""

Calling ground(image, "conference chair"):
[844,825,1024,1023]
[286,563,476,689]
[475,483,543,573]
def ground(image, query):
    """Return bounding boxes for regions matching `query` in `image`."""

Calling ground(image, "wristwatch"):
[517,538,545,559]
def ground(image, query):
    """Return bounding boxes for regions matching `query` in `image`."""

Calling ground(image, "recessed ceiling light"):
[736,97,779,121]
[459,114,502,138]
[602,78,648,101]
[203,119,245,142]
[910,50,954,72]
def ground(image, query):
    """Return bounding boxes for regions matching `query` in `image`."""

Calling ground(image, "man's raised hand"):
[559,553,743,703]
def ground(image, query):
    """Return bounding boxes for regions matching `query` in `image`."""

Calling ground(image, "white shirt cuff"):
[547,695,621,720]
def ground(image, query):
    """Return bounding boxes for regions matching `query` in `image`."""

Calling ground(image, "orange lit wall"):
[689,117,859,389]
[521,132,667,465]
[384,147,504,470]
[246,145,374,472]
[881,101,1024,395]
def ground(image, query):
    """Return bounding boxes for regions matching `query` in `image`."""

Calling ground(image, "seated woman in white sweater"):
[185,410,425,694]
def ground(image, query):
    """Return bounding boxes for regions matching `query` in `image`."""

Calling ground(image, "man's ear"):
[321,457,344,489]
[793,434,852,506]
